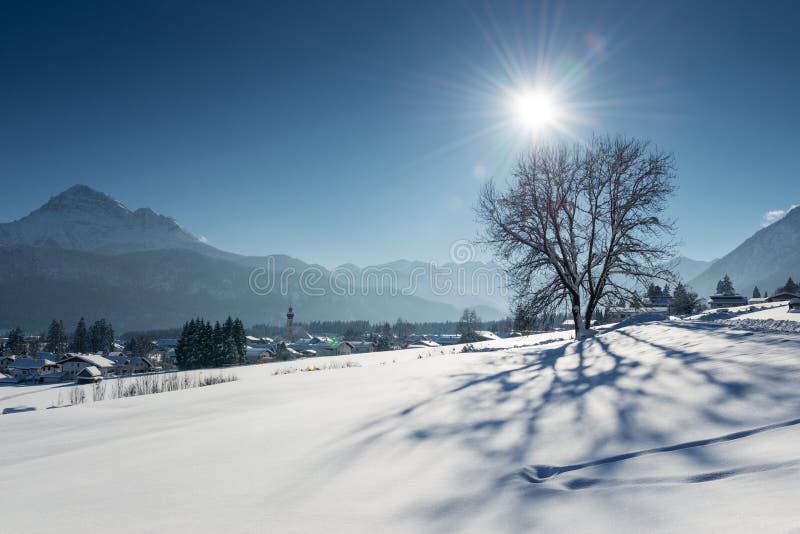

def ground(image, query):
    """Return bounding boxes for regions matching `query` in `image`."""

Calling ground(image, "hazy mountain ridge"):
[0,186,508,330]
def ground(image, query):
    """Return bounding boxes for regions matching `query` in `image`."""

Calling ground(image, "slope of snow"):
[2,322,800,533]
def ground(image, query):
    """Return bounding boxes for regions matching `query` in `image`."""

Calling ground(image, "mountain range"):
[0,186,508,331]
[1,185,797,331]
[687,205,800,296]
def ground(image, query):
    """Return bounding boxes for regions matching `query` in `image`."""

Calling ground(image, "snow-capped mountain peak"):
[0,184,203,254]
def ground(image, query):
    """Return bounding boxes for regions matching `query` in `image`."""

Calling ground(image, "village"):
[2,276,798,390]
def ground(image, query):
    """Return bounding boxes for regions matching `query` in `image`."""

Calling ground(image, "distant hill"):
[671,256,715,283]
[0,186,508,331]
[688,206,800,296]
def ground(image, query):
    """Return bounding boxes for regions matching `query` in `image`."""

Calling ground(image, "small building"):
[8,358,61,382]
[767,291,800,303]
[245,347,275,363]
[108,355,161,375]
[789,298,800,311]
[157,339,179,349]
[293,339,353,356]
[245,336,274,348]
[748,297,768,305]
[0,355,15,372]
[347,341,376,354]
[645,295,674,306]
[76,365,103,384]
[708,294,749,309]
[59,354,115,378]
[606,306,669,323]
[469,331,502,342]
[427,335,462,346]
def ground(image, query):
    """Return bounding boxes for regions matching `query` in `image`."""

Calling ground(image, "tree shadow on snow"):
[316,321,800,531]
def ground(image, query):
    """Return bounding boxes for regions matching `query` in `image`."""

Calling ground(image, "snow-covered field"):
[2,320,800,533]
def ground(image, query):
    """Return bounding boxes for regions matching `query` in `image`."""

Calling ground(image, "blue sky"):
[1,0,798,268]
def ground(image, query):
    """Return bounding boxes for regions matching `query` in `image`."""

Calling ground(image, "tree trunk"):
[570,296,586,339]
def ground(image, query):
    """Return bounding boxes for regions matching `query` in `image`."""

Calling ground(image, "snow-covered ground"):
[2,321,799,533]
[687,301,800,333]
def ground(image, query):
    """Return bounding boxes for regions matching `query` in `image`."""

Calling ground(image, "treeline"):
[247,316,522,340]
[120,327,183,341]
[247,311,583,342]
[175,317,246,370]
[2,317,115,356]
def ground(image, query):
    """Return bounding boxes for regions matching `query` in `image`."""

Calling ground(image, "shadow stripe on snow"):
[520,416,800,484]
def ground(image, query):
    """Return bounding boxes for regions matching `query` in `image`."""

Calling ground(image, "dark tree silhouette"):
[478,135,676,337]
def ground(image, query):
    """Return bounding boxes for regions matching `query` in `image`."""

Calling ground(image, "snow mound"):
[714,318,800,334]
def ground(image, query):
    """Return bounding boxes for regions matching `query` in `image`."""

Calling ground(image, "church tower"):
[286,306,295,341]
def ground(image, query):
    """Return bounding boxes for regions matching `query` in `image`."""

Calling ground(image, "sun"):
[512,90,561,132]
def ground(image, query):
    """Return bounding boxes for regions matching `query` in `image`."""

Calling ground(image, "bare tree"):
[457,308,481,337]
[477,135,676,338]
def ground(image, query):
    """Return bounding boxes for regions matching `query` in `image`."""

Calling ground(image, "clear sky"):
[1,0,798,268]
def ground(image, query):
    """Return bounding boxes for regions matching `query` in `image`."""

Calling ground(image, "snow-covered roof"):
[408,339,440,348]
[77,365,101,378]
[60,353,115,368]
[473,331,501,341]
[9,358,57,370]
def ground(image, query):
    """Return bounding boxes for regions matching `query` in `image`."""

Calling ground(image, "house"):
[708,293,749,308]
[245,336,274,348]
[463,331,502,342]
[8,358,61,382]
[59,354,115,378]
[407,339,441,348]
[427,335,462,346]
[789,298,800,311]
[292,339,353,356]
[347,341,375,354]
[157,339,179,349]
[0,355,15,372]
[605,306,669,323]
[76,366,103,384]
[748,297,768,305]
[245,347,275,363]
[645,295,674,306]
[108,355,161,375]
[767,291,800,303]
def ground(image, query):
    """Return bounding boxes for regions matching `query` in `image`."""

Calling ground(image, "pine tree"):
[212,321,224,366]
[45,319,68,354]
[662,284,671,297]
[716,274,735,295]
[71,317,89,353]
[782,277,798,293]
[88,319,115,354]
[232,318,247,364]
[175,320,192,369]
[672,283,700,315]
[752,286,761,299]
[6,327,28,355]
[646,283,663,298]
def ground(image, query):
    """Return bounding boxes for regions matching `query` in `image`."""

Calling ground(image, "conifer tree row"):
[175,316,247,369]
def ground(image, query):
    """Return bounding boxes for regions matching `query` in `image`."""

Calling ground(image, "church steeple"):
[286,306,295,341]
